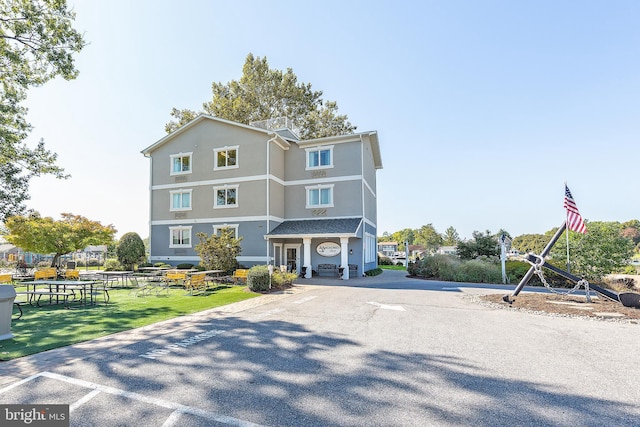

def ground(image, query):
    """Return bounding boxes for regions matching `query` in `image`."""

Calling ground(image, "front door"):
[285,245,298,273]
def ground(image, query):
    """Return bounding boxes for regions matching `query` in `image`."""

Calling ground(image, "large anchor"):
[503,221,640,308]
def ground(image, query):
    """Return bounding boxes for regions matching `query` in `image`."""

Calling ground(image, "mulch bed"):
[480,293,640,320]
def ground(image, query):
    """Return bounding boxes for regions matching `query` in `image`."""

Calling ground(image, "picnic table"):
[97,271,134,287]
[19,280,107,307]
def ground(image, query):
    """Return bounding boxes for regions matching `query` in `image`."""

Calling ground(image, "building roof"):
[266,218,363,238]
[140,115,382,169]
[140,114,290,156]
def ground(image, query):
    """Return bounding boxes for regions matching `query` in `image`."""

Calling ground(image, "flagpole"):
[566,209,571,273]
[564,182,570,273]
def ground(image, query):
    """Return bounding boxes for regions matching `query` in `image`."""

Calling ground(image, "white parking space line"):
[366,301,406,311]
[249,307,285,320]
[70,388,101,412]
[292,296,317,304]
[1,372,267,427]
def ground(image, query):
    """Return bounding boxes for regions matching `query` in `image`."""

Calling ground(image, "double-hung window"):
[170,152,192,175]
[214,146,238,170]
[306,184,333,208]
[214,185,238,208]
[170,189,192,211]
[306,145,333,170]
[169,226,192,248]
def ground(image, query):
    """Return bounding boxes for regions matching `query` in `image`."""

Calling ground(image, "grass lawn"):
[2,284,259,361]
[380,265,406,271]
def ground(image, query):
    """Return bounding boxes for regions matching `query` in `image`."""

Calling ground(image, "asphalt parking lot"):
[1,270,639,426]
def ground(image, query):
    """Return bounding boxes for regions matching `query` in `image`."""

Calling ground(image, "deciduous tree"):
[4,212,116,267]
[116,232,146,270]
[0,0,85,220]
[551,221,634,282]
[194,228,242,273]
[166,53,356,139]
[457,230,499,260]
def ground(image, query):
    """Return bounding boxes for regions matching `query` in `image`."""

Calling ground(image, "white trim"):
[169,226,192,248]
[169,189,192,212]
[213,145,239,171]
[150,174,361,191]
[169,152,193,176]
[305,145,334,170]
[151,215,284,226]
[306,184,334,209]
[213,184,239,209]
[286,175,361,187]
[152,174,268,191]
[151,255,200,262]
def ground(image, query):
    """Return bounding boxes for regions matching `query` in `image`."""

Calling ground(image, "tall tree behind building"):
[165,53,356,139]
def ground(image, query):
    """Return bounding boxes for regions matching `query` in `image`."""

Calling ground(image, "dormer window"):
[306,145,333,170]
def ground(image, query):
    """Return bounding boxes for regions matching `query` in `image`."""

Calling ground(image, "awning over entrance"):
[266,218,362,238]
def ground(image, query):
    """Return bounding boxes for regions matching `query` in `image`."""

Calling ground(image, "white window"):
[306,145,333,170]
[170,152,192,175]
[214,185,238,208]
[306,184,333,208]
[169,226,192,248]
[365,233,376,263]
[170,189,192,211]
[214,146,239,170]
[213,224,239,239]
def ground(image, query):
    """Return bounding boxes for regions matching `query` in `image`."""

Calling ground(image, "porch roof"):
[266,218,363,239]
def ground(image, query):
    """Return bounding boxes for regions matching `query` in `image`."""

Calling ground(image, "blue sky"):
[23,0,640,240]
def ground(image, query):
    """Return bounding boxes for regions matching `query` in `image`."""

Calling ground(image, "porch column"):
[303,237,312,278]
[340,237,349,280]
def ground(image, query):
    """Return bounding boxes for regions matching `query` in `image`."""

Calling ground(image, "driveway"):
[1,270,638,426]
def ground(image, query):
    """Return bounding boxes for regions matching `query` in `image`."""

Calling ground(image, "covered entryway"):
[265,218,363,280]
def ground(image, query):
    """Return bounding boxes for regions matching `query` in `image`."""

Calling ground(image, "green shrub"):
[104,259,122,271]
[271,271,298,289]
[247,265,271,292]
[138,262,153,268]
[365,268,383,276]
[505,260,530,283]
[176,263,194,270]
[453,259,501,283]
[378,256,393,266]
[409,255,460,281]
[87,258,101,267]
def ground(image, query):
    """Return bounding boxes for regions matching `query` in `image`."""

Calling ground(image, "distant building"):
[436,246,458,256]
[377,242,398,258]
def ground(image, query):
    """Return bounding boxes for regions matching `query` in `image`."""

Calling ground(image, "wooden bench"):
[64,269,79,280]
[318,264,338,277]
[164,271,187,286]
[232,269,249,284]
[185,273,207,295]
[34,267,57,280]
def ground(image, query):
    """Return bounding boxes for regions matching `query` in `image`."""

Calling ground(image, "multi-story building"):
[141,115,382,279]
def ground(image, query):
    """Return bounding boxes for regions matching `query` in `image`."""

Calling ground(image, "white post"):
[500,235,507,284]
[340,237,349,280]
[303,238,312,278]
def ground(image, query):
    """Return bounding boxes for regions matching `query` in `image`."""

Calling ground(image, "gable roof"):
[141,115,382,170]
[266,218,363,238]
[140,114,290,155]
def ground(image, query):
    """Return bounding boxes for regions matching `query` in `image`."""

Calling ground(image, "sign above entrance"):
[316,241,341,257]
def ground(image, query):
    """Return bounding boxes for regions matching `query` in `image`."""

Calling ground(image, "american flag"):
[564,185,587,234]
